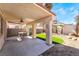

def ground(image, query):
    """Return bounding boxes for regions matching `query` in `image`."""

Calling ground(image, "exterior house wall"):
[0,35,4,50]
[0,17,7,50]
[63,24,75,35]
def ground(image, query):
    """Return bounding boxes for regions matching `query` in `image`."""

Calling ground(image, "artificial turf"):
[36,33,64,44]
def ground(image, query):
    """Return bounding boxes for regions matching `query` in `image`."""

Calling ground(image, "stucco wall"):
[7,28,27,37]
[0,35,4,50]
[63,24,75,35]
[7,28,43,37]
[52,25,57,33]
[0,17,7,50]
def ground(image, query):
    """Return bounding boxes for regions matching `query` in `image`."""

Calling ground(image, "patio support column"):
[45,16,53,45]
[32,23,36,39]
[42,23,45,32]
[26,26,30,36]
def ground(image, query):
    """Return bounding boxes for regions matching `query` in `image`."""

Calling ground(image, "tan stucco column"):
[45,17,53,45]
[32,23,36,38]
[26,25,30,36]
[42,23,45,32]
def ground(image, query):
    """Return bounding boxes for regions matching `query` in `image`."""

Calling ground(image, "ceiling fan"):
[20,18,24,24]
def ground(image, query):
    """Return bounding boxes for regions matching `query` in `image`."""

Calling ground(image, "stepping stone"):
[77,37,79,41]
[72,37,77,40]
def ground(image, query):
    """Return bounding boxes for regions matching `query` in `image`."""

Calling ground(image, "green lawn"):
[36,33,64,44]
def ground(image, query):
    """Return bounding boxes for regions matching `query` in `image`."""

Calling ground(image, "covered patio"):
[0,3,55,55]
[0,36,54,56]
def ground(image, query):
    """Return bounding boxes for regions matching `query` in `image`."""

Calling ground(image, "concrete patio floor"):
[0,36,54,56]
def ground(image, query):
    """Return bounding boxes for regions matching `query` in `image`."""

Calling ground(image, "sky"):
[51,3,79,24]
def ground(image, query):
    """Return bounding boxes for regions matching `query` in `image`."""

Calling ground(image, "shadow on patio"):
[41,44,79,56]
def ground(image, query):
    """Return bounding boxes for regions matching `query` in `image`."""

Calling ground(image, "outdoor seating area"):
[0,3,56,56]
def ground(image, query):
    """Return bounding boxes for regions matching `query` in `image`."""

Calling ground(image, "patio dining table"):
[17,32,25,41]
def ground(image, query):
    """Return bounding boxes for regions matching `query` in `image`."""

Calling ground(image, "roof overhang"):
[0,3,55,24]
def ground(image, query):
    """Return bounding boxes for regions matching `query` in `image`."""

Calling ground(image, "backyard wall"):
[7,28,43,37]
[7,28,27,37]
[7,28,22,37]
[63,24,75,35]
[52,25,57,33]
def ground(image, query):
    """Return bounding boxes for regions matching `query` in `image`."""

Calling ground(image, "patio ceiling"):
[0,3,53,24]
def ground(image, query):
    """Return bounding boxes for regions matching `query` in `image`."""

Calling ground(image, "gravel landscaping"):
[41,35,79,56]
[41,44,79,56]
